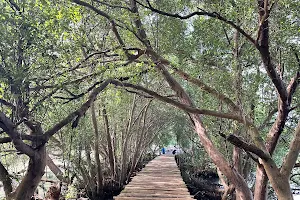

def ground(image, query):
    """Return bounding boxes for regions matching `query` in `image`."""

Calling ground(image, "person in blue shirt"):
[162,147,166,154]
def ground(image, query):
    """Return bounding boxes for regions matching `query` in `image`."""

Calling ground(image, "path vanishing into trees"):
[114,155,194,200]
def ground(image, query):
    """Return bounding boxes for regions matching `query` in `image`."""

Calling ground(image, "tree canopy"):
[0,0,299,199]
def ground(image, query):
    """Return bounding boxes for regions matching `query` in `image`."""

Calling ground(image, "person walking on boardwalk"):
[162,147,166,154]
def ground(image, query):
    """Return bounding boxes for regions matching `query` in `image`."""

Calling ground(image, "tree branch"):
[130,0,151,47]
[227,134,270,160]
[292,47,300,70]
[258,107,277,130]
[0,134,38,144]
[280,120,300,177]
[265,72,298,154]
[31,49,118,84]
[137,0,256,45]
[110,80,245,122]
[42,80,111,142]
[31,68,108,91]
[0,99,16,110]
[287,72,300,105]
[294,163,300,168]
[93,0,132,11]
[53,69,149,103]
[30,89,59,112]
[0,161,12,198]
[170,65,240,112]
[0,113,36,157]
[256,0,288,103]
[8,0,20,12]
[72,0,131,58]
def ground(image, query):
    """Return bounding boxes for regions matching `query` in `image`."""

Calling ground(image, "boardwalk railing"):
[114,155,194,200]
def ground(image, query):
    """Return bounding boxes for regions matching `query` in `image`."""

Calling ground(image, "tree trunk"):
[120,135,129,184]
[103,106,116,177]
[272,179,293,200]
[46,153,64,182]
[0,161,12,198]
[254,0,291,197]
[12,146,46,200]
[191,114,253,200]
[84,144,96,199]
[120,95,137,184]
[232,27,244,200]
[91,102,104,195]
[127,101,151,182]
[254,165,268,200]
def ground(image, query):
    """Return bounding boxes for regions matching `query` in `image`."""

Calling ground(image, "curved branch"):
[137,0,255,45]
[0,134,37,144]
[53,69,149,103]
[170,65,240,112]
[30,49,118,83]
[31,66,109,91]
[43,79,111,141]
[93,0,132,11]
[280,120,300,177]
[0,99,16,110]
[30,89,59,112]
[110,80,245,122]
[227,134,270,160]
[287,72,300,105]
[72,0,131,58]
[0,113,35,157]
[258,107,277,130]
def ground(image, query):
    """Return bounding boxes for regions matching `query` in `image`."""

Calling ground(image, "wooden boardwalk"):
[114,155,194,200]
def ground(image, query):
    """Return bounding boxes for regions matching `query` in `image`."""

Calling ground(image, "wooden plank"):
[123,187,189,192]
[119,187,189,193]
[114,155,194,200]
[115,198,194,200]
[119,193,192,197]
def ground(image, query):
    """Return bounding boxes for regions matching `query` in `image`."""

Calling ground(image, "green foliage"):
[0,0,299,198]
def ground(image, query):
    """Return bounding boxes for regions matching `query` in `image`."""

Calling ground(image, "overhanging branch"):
[0,113,35,157]
[170,65,240,112]
[0,99,16,110]
[110,80,245,122]
[72,0,131,58]
[43,79,112,142]
[0,135,38,144]
[137,0,255,45]
[227,134,270,160]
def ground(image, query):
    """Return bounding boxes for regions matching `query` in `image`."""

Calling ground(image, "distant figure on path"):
[162,147,166,154]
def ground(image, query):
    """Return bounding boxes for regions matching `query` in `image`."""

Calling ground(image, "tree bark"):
[102,106,116,177]
[12,146,46,200]
[232,27,244,200]
[46,153,64,182]
[120,95,137,184]
[254,164,268,200]
[84,144,96,199]
[91,102,104,196]
[127,101,151,182]
[0,161,13,198]
[254,0,292,198]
